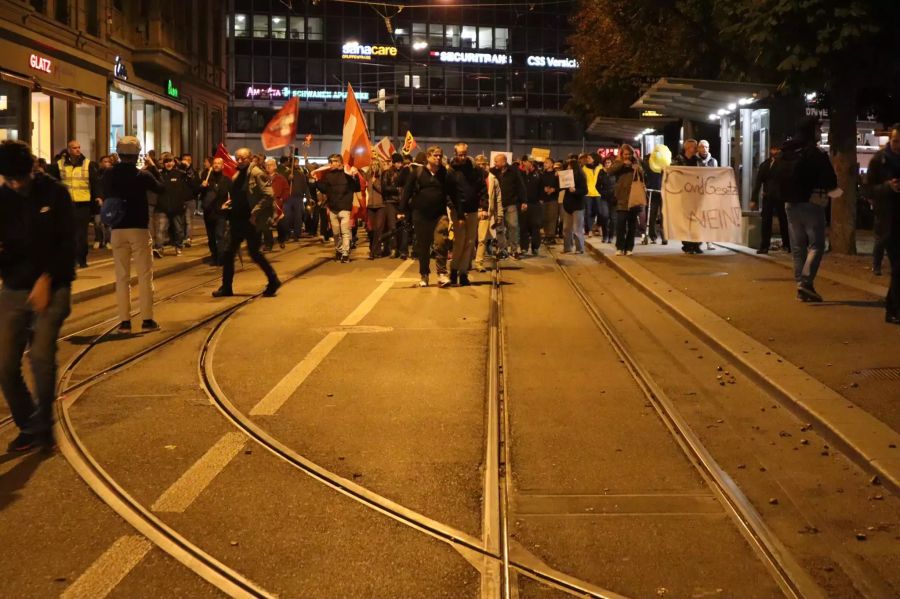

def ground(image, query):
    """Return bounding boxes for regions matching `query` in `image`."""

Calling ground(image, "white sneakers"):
[437,273,451,288]
[615,250,625,256]
[418,276,429,287]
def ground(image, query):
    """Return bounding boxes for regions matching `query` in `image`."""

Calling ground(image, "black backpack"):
[769,145,805,202]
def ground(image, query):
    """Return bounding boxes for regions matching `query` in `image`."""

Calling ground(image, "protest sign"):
[557,169,575,189]
[662,167,743,243]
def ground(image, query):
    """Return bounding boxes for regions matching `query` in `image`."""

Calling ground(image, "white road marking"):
[251,259,413,416]
[61,535,152,599]
[151,432,247,512]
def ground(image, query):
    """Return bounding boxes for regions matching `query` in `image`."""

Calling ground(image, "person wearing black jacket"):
[751,146,790,254]
[401,145,453,287]
[0,140,75,451]
[381,153,405,258]
[315,154,361,262]
[598,157,617,243]
[101,136,166,333]
[866,124,900,323]
[448,144,487,285]
[179,153,200,247]
[213,147,281,297]
[491,153,527,258]
[540,158,560,244]
[672,140,704,254]
[520,158,544,255]
[199,157,232,265]
[561,157,588,253]
[779,116,838,302]
[154,152,194,257]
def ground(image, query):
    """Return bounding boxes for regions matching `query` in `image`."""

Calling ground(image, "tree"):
[568,0,900,254]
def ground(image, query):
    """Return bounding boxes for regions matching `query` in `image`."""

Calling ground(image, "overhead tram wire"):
[328,0,577,8]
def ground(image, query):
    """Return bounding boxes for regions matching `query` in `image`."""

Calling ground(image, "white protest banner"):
[489,151,513,167]
[557,169,575,189]
[662,167,742,243]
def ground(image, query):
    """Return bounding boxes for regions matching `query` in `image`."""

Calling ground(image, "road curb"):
[72,256,211,304]
[586,241,900,494]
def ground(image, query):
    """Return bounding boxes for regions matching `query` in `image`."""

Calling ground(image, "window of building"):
[289,16,304,39]
[271,15,286,39]
[272,57,288,83]
[394,27,409,45]
[403,74,421,89]
[74,104,96,160]
[461,26,477,48]
[478,27,492,49]
[252,14,268,38]
[428,23,443,47]
[412,22,426,45]
[30,0,46,14]
[307,17,323,40]
[160,108,172,153]
[235,56,251,81]
[494,28,508,50]
[234,13,248,37]
[86,0,99,36]
[109,90,125,152]
[445,25,460,47]
[253,56,269,81]
[54,0,69,24]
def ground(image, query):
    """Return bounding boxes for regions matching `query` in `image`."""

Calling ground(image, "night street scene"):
[1,0,899,597]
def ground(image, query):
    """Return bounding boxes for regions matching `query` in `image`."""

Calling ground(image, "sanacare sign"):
[341,42,398,61]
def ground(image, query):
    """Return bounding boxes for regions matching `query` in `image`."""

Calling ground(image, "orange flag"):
[402,130,417,154]
[341,84,372,169]
[261,97,299,151]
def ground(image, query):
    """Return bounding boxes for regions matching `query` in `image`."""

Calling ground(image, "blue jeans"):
[584,196,601,232]
[154,210,185,250]
[0,285,71,435]
[785,202,826,287]
[562,208,585,252]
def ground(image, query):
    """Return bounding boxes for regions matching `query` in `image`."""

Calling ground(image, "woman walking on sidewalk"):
[608,144,645,256]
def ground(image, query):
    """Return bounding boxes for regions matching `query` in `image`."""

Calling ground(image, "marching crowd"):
[1,115,899,451]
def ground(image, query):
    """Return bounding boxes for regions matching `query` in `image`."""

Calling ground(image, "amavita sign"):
[244,86,371,101]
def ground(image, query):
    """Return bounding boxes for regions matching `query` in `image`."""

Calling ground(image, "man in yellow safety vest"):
[49,139,101,268]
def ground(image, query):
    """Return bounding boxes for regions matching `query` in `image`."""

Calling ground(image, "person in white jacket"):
[473,154,503,272]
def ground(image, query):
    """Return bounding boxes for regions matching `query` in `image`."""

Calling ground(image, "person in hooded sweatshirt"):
[0,140,75,451]
[101,136,166,333]
[865,123,900,322]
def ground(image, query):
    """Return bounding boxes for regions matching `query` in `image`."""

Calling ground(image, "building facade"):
[0,0,228,163]
[226,0,585,159]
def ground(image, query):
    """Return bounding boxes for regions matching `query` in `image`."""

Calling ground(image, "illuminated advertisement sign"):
[341,42,398,61]
[432,51,510,65]
[243,86,371,101]
[29,53,52,74]
[526,55,579,69]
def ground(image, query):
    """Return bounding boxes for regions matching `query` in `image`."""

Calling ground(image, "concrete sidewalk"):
[585,236,900,493]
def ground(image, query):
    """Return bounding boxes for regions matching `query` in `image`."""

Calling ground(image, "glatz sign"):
[526,56,579,69]
[342,42,398,61]
[29,54,52,74]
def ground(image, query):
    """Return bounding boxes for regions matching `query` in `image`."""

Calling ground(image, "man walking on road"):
[48,139,101,268]
[101,136,165,333]
[199,157,231,265]
[491,153,527,259]
[401,145,453,287]
[752,146,790,255]
[315,154,361,263]
[448,142,486,285]
[0,140,75,451]
[866,123,900,323]
[213,147,281,298]
[776,116,837,303]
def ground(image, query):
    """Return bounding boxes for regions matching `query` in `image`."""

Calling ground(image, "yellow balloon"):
[648,144,672,173]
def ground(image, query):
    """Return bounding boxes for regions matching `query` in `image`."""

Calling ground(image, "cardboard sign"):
[662,167,743,243]
[557,169,575,189]
[489,151,514,167]
[531,147,551,160]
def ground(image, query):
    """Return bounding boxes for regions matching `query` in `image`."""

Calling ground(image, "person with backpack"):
[101,136,165,333]
[0,140,75,451]
[775,116,838,302]
[866,123,900,323]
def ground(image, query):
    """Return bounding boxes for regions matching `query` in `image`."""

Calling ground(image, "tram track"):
[547,247,828,599]
[51,251,332,599]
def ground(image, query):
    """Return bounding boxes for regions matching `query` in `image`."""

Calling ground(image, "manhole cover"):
[856,368,900,381]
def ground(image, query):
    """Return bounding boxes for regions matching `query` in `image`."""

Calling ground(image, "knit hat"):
[116,136,141,155]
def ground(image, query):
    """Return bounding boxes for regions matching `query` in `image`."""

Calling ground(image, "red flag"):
[374,136,396,163]
[214,143,237,178]
[261,97,299,151]
[341,84,372,169]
